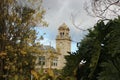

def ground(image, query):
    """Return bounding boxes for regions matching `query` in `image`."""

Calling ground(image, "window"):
[63,32,64,35]
[60,32,62,37]
[52,57,58,66]
[60,32,64,38]
[39,56,45,65]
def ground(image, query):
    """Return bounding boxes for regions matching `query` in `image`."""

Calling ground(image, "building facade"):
[35,23,71,70]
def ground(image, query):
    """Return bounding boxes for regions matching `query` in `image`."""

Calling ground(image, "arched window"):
[60,32,62,37]
[60,32,64,38]
[63,32,64,35]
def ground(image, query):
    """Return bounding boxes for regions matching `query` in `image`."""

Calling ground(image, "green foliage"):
[97,17,120,80]
[98,58,120,80]
[62,52,80,77]
[63,16,120,80]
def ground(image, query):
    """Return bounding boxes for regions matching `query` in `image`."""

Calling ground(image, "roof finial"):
[58,23,69,30]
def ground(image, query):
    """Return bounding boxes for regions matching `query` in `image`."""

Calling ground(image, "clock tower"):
[56,23,71,69]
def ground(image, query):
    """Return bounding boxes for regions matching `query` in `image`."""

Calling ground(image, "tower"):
[56,23,71,69]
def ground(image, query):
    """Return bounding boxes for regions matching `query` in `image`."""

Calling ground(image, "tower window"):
[60,32,64,38]
[39,56,45,66]
[63,32,64,35]
[60,32,62,37]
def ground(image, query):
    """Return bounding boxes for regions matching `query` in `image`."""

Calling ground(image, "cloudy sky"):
[37,0,98,52]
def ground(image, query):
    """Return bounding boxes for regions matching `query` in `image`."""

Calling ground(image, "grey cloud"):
[41,0,98,51]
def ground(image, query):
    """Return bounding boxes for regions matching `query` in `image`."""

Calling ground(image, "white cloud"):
[39,0,98,52]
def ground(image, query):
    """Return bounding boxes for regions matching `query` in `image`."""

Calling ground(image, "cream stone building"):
[35,23,71,70]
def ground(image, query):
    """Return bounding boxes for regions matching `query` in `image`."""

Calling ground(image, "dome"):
[58,23,70,31]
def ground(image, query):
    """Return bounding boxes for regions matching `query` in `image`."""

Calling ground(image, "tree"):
[62,52,79,77]
[86,17,120,80]
[97,17,120,80]
[85,0,120,20]
[63,16,120,80]
[0,0,47,79]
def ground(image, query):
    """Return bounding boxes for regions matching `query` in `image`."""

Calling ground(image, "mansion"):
[35,23,71,70]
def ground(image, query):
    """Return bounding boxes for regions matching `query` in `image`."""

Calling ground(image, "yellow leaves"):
[47,68,54,77]
[31,9,48,27]
[19,47,29,55]
[6,46,14,52]
[7,0,13,4]
[19,68,23,73]
[32,59,35,63]
[0,51,7,57]
[12,65,16,71]
[29,46,43,54]
[20,50,27,55]
[32,12,42,24]
[36,12,42,19]
[4,66,8,69]
[14,75,18,80]
[31,70,39,79]
[24,61,28,65]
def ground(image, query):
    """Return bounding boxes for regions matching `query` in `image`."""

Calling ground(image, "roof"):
[39,45,56,52]
[58,23,70,31]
